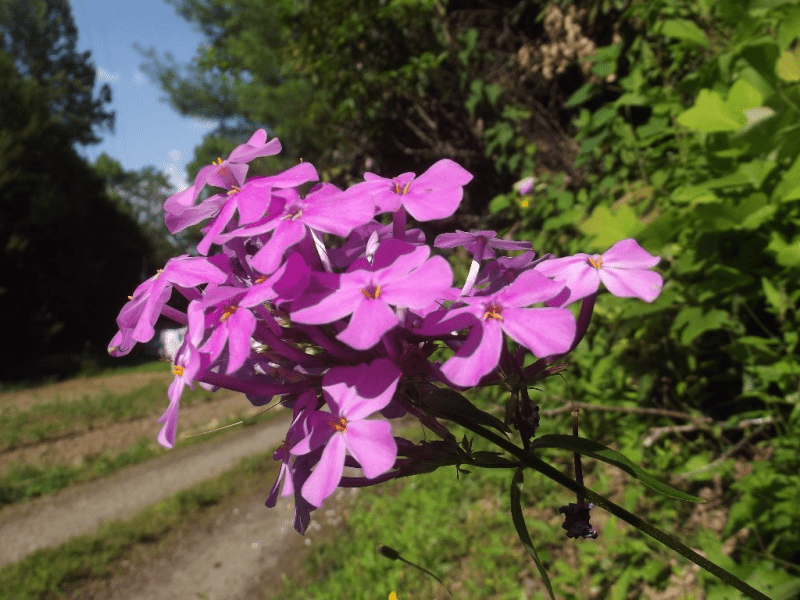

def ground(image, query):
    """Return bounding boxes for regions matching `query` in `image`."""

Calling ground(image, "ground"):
[0,370,350,600]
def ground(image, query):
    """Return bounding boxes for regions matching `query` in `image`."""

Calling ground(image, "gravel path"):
[0,415,291,568]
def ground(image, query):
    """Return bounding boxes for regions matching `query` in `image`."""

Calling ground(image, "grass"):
[0,378,220,451]
[0,450,281,600]
[266,412,800,600]
[0,406,279,508]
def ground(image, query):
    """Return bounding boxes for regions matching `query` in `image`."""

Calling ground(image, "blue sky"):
[71,0,217,189]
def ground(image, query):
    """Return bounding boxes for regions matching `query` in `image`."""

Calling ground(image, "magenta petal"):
[344,420,396,479]
[601,268,664,302]
[441,320,503,387]
[381,256,453,309]
[157,377,184,448]
[403,186,464,221]
[249,220,306,274]
[502,307,576,357]
[226,309,256,374]
[166,256,228,287]
[291,286,365,324]
[499,269,565,306]
[302,434,347,507]
[337,299,398,350]
[414,158,473,188]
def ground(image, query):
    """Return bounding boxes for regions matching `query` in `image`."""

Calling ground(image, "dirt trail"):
[0,370,353,600]
[0,370,175,410]
[0,414,291,567]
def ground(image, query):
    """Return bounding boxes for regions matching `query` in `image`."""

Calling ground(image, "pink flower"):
[291,359,402,507]
[534,239,663,305]
[343,159,473,221]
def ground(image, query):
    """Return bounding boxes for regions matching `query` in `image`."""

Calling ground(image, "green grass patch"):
[0,407,283,508]
[0,449,281,600]
[0,379,220,451]
[268,416,800,600]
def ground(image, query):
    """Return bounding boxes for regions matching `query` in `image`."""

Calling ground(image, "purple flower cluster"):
[109,129,663,533]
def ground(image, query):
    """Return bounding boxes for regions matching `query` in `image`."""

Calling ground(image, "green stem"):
[454,419,773,600]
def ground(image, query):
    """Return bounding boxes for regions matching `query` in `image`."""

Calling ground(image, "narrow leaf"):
[530,434,705,502]
[419,389,510,435]
[510,469,555,600]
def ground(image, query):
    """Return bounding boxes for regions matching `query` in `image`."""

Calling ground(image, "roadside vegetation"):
[0,451,279,600]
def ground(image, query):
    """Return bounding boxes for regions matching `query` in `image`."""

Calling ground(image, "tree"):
[94,153,196,263]
[0,0,114,146]
[0,1,152,379]
[139,0,587,227]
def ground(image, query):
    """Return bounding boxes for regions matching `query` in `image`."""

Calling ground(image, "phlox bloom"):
[291,359,401,507]
[440,269,575,387]
[534,238,663,305]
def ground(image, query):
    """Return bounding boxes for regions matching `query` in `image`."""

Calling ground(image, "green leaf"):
[510,469,555,600]
[418,388,510,435]
[671,184,719,205]
[778,7,800,51]
[578,204,645,249]
[564,82,595,108]
[529,435,705,503]
[677,89,746,132]
[771,154,800,202]
[776,49,800,82]
[672,307,731,344]
[767,232,800,266]
[659,18,709,47]
[727,78,764,112]
[488,194,510,214]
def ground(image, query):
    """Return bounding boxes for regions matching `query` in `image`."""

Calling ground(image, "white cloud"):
[96,67,117,83]
[189,116,217,131]
[168,149,182,163]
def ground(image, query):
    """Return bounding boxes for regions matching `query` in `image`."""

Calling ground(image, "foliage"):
[93,153,197,263]
[0,0,113,146]
[481,0,800,580]
[0,0,156,379]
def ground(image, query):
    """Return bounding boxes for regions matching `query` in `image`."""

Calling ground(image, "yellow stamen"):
[226,185,241,196]
[588,255,603,269]
[173,365,185,377]
[483,302,504,321]
[403,181,411,194]
[282,207,303,220]
[254,275,268,284]
[360,285,381,300]
[331,417,347,433]
[220,305,238,321]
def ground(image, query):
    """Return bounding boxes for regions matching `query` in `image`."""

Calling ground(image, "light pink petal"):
[602,238,660,270]
[302,433,347,507]
[344,420,397,479]
[600,268,664,302]
[498,269,565,307]
[502,307,576,357]
[337,299,399,350]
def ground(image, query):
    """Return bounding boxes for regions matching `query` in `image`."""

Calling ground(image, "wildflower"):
[440,269,575,387]
[534,238,663,305]
[292,359,402,507]
[343,159,473,221]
